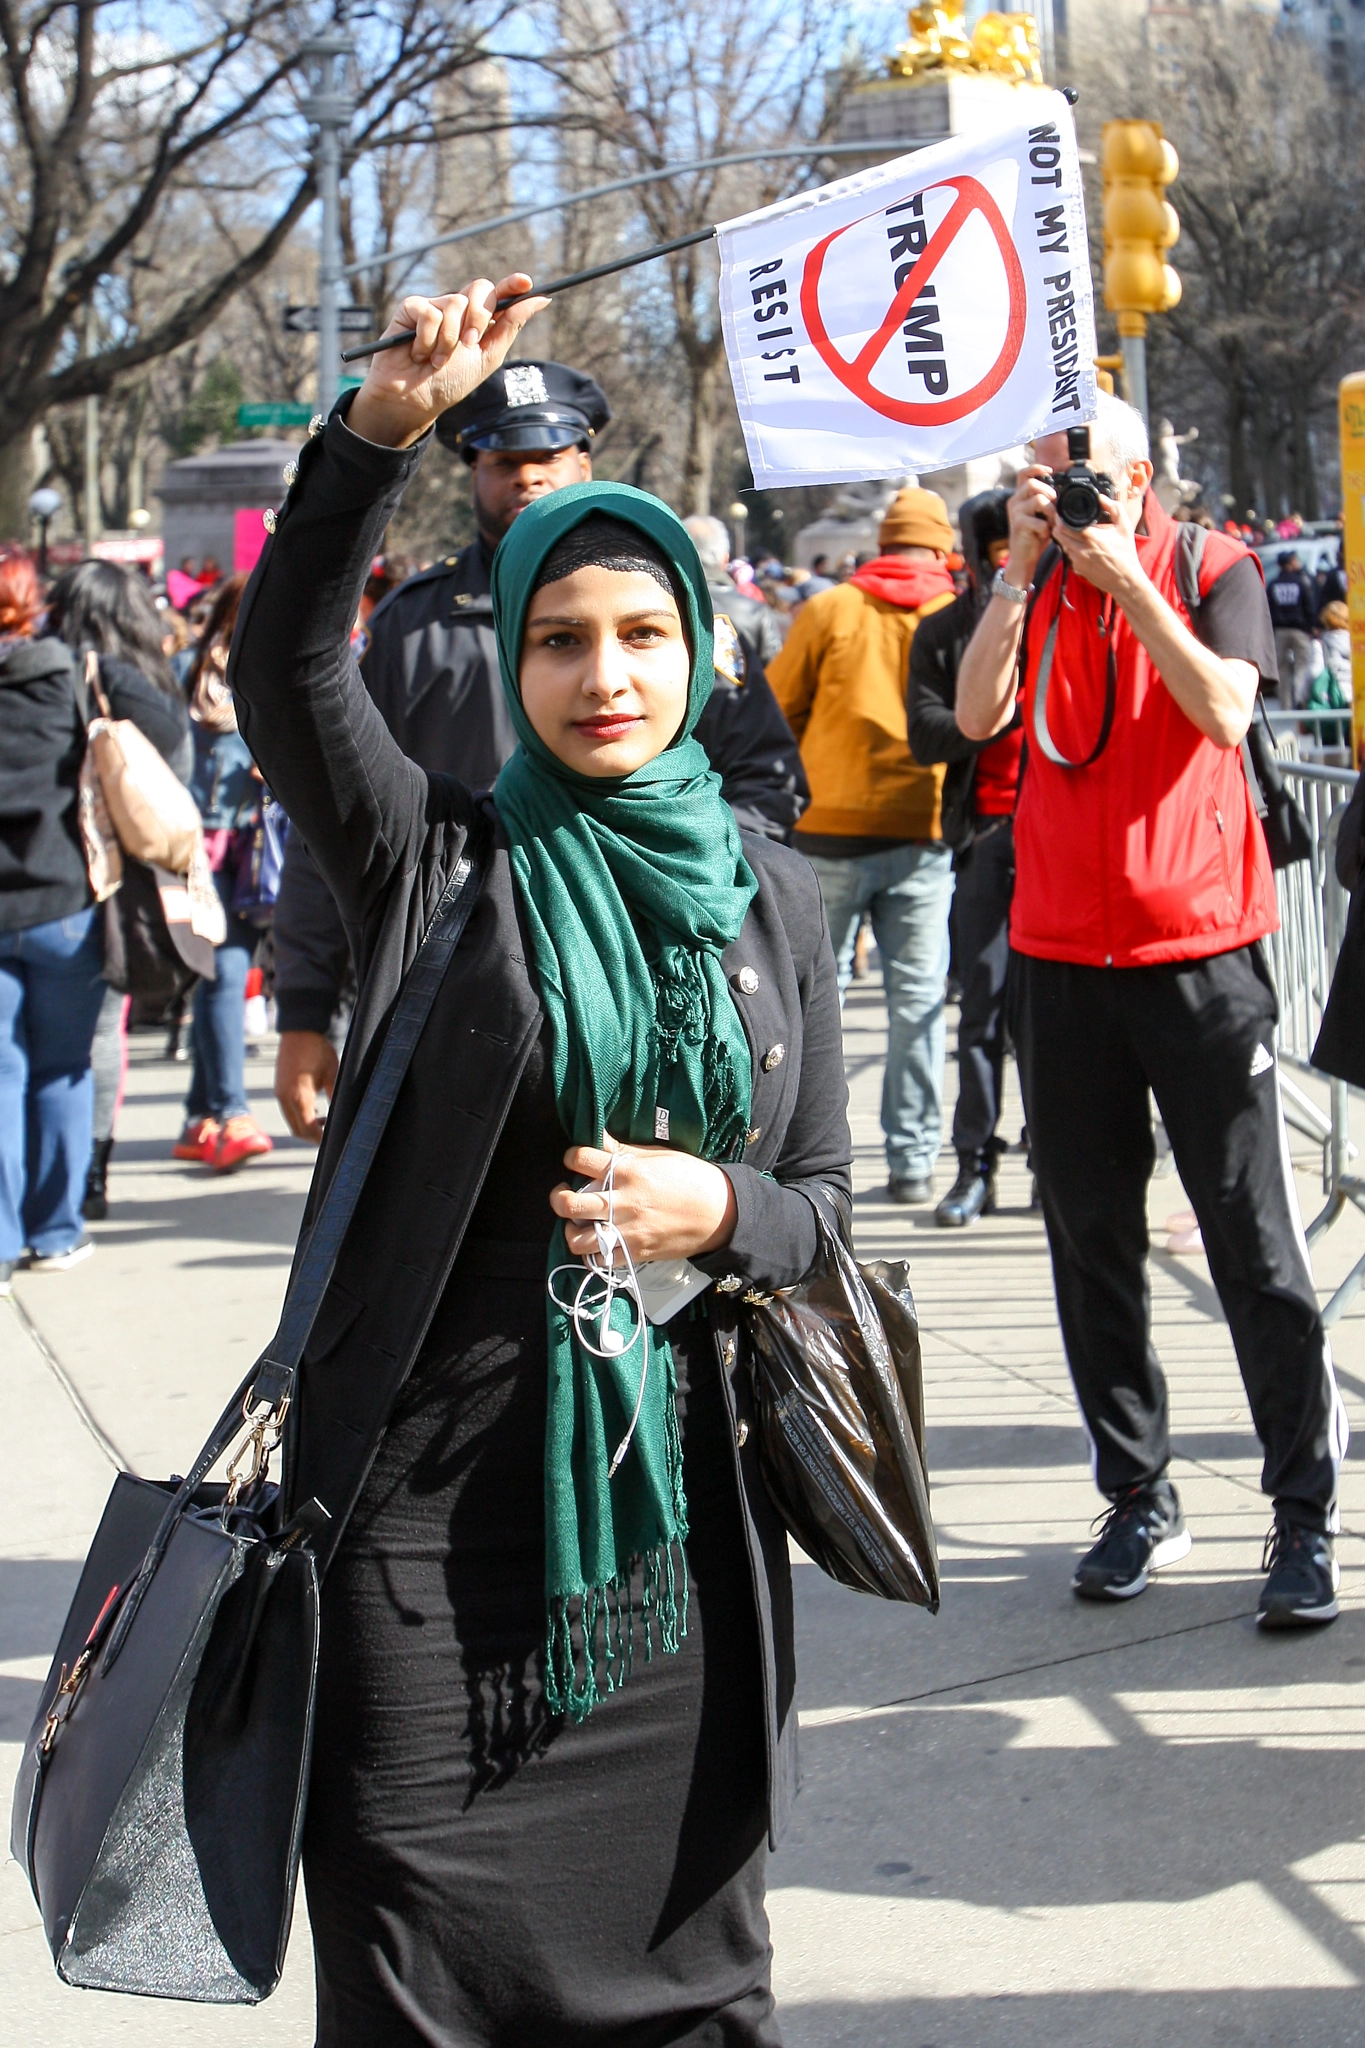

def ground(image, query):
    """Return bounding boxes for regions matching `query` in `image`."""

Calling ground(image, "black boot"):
[935,1150,996,1228]
[82,1137,113,1222]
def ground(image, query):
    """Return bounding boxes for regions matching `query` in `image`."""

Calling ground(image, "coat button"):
[454,592,472,607]
[722,1337,736,1366]
[282,461,299,486]
[761,1043,785,1072]
[736,967,759,994]
[308,413,325,437]
[736,1419,750,1448]
[262,507,277,534]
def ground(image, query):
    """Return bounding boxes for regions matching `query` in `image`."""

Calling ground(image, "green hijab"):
[491,481,757,1721]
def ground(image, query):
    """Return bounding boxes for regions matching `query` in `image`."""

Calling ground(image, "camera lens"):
[1056,478,1101,529]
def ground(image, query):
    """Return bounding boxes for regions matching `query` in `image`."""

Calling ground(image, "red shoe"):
[172,1117,219,1163]
[211,1114,274,1173]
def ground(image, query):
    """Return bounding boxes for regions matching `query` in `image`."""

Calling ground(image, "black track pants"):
[951,817,1015,1158]
[1011,943,1345,1531]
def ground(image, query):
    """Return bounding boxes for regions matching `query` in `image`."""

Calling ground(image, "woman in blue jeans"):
[175,575,274,1173]
[0,550,110,1287]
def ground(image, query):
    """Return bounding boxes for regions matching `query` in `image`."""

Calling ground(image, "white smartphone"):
[634,1257,713,1326]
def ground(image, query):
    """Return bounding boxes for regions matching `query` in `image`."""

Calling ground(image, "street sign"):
[285,305,374,334]
[237,401,313,429]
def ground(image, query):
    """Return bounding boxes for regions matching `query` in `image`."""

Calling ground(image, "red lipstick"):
[574,714,641,740]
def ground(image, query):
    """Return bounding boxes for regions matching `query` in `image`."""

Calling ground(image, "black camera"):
[1049,426,1114,529]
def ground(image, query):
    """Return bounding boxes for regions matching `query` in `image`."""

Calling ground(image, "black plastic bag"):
[743,1210,939,1609]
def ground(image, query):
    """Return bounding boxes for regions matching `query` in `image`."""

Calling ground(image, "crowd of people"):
[3,272,1359,2040]
[238,281,1360,2046]
[260,340,1348,1639]
[0,542,283,1292]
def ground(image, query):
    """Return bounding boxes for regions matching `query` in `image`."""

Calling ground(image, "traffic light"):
[1101,120,1181,338]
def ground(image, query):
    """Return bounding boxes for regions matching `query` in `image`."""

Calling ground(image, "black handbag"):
[9,834,486,2004]
[1242,698,1313,871]
[102,857,218,1002]
[742,1205,939,1610]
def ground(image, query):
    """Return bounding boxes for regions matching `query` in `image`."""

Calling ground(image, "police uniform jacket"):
[228,395,854,1847]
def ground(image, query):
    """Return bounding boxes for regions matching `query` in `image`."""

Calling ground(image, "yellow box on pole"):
[1340,373,1365,767]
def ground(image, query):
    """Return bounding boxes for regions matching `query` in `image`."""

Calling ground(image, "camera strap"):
[1030,561,1118,770]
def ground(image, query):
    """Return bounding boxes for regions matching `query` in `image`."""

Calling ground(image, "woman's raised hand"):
[347,274,548,451]
[552,1134,738,1266]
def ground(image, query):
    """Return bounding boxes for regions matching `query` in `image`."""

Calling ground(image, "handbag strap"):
[84,648,113,722]
[101,827,488,1671]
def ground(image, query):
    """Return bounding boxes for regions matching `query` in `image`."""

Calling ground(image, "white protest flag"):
[716,91,1097,487]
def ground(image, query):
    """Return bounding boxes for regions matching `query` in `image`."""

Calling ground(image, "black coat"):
[0,637,90,932]
[1313,769,1365,1087]
[906,492,1020,856]
[228,395,854,1847]
[0,639,190,933]
[273,539,808,1033]
[907,589,988,854]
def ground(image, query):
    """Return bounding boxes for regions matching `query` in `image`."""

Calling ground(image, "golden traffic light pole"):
[1101,120,1181,428]
[1339,376,1365,769]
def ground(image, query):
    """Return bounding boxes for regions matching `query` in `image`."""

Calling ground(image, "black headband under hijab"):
[531,512,683,612]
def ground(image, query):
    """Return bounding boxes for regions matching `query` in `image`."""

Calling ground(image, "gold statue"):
[972,11,1044,83]
[886,5,973,76]
[886,4,1044,86]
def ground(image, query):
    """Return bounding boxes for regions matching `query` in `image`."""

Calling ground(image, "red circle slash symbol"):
[800,175,1027,427]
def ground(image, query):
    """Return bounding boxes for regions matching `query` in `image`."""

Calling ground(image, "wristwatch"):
[992,568,1033,605]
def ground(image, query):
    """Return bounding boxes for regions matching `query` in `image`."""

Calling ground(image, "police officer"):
[1265,548,1318,709]
[274,360,806,1140]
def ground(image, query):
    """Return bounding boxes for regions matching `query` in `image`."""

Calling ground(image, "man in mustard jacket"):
[769,487,957,1202]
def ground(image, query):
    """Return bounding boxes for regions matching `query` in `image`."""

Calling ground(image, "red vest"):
[1010,496,1278,968]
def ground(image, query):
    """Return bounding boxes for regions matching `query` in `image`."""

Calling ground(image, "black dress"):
[303,1023,783,2047]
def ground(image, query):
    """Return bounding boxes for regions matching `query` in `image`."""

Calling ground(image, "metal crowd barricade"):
[1266,751,1364,1325]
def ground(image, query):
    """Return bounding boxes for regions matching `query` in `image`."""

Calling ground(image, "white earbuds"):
[548,1153,649,1472]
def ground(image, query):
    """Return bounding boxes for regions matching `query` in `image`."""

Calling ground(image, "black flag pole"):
[339,225,717,364]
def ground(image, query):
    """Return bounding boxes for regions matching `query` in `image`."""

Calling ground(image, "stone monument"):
[156,439,299,574]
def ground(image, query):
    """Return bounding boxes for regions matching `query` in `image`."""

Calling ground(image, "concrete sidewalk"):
[3,997,1365,2045]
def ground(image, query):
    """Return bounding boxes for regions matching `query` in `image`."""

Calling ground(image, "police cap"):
[435,361,611,458]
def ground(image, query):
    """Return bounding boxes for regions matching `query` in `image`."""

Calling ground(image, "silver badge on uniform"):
[504,365,549,408]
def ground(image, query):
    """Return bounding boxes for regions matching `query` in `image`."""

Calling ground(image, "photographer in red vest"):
[957,391,1346,1627]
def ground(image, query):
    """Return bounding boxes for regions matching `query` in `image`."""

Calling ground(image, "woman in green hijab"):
[228,276,854,2046]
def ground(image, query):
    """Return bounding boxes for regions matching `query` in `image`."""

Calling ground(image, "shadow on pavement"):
[781,1990,1365,2048]
[0,1559,81,1740]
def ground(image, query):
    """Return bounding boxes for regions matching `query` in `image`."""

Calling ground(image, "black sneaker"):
[1258,1519,1339,1629]
[1072,1481,1191,1601]
[934,1152,997,1228]
[888,1174,933,1205]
